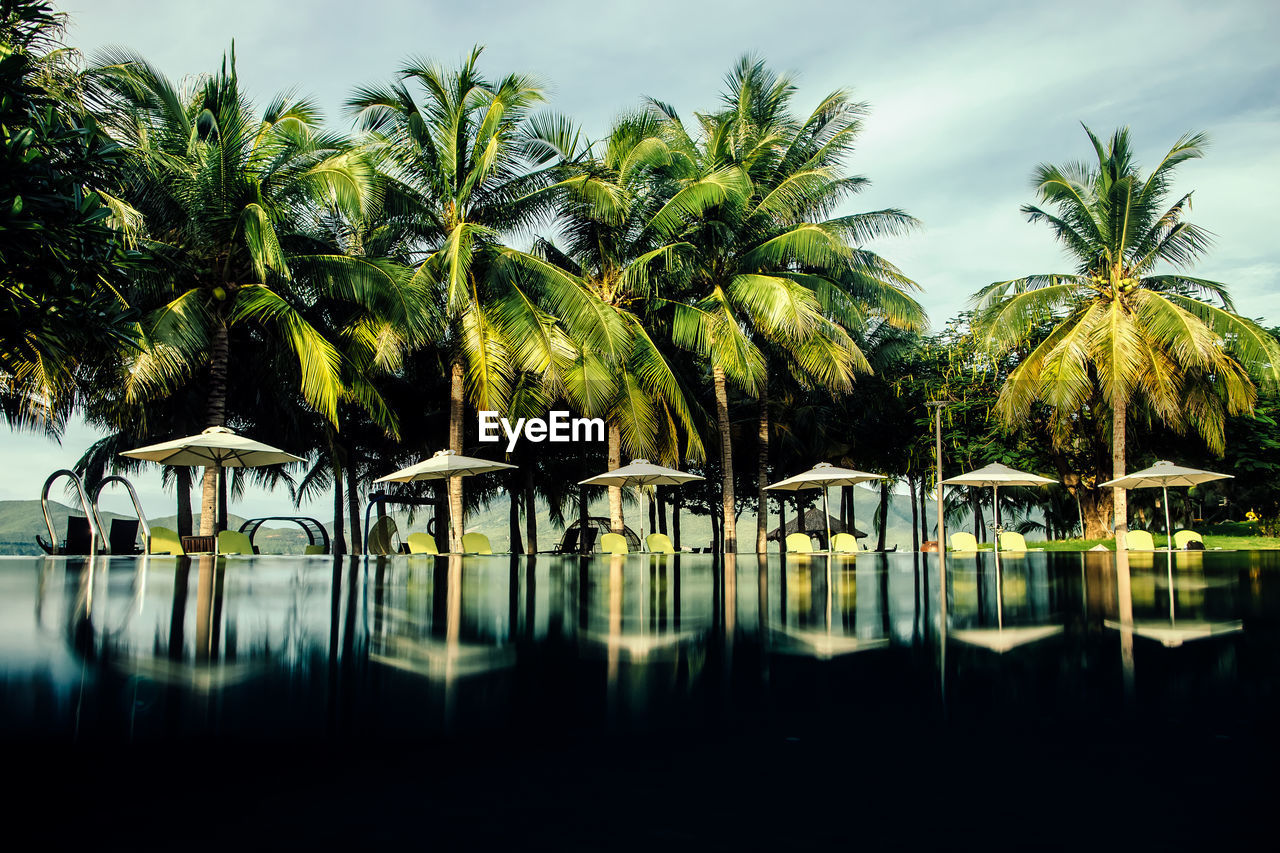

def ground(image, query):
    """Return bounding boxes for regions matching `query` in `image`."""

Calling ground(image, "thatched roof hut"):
[766,509,867,547]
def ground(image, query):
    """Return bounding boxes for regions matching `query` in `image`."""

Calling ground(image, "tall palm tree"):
[539,111,706,532]
[92,48,400,536]
[660,57,923,552]
[349,47,596,551]
[973,126,1280,542]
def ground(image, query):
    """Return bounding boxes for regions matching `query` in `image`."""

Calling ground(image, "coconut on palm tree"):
[974,126,1280,541]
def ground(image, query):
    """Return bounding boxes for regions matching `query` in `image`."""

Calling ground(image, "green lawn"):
[1005,535,1280,551]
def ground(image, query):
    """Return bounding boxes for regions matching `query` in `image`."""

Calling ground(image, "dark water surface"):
[3,550,1277,849]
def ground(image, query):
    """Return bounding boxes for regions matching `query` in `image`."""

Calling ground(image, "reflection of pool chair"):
[786,533,814,554]
[1174,530,1203,550]
[599,532,628,555]
[1125,530,1156,551]
[407,532,438,554]
[950,531,979,552]
[831,532,859,554]
[148,526,184,555]
[645,533,674,554]
[217,529,257,555]
[461,532,493,554]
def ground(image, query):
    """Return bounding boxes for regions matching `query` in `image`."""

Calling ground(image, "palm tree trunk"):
[332,457,346,556]
[578,486,589,554]
[919,478,929,543]
[657,489,668,535]
[176,466,193,539]
[523,466,537,553]
[672,493,681,550]
[607,422,623,533]
[1113,394,1128,548]
[778,492,787,549]
[909,474,919,552]
[755,388,769,553]
[509,472,523,553]
[713,366,736,553]
[448,356,465,552]
[199,320,230,537]
[346,446,362,554]
[217,471,228,533]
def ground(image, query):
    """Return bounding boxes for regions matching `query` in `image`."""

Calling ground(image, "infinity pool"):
[3,550,1276,848]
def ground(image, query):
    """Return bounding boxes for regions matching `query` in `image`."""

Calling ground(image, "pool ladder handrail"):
[91,475,151,555]
[40,469,100,555]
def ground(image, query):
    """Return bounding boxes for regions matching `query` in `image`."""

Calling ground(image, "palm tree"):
[92,48,400,536]
[974,126,1280,542]
[539,111,706,533]
[349,47,598,551]
[660,57,923,552]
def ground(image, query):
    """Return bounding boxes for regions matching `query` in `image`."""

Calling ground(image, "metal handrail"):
[91,475,151,555]
[40,469,99,556]
[238,516,330,553]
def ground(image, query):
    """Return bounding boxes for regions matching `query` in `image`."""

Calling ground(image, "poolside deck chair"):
[108,518,141,554]
[1125,530,1156,551]
[998,531,1028,552]
[461,532,492,554]
[304,544,327,555]
[407,532,439,555]
[148,526,184,556]
[785,533,814,554]
[949,531,979,552]
[217,529,257,555]
[1173,530,1203,550]
[599,532,628,555]
[831,532,859,554]
[645,533,674,554]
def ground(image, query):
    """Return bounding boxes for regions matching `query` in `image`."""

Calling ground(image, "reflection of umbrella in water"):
[766,463,884,552]
[578,459,703,541]
[375,450,516,551]
[1104,550,1242,647]
[121,426,305,536]
[949,555,1064,652]
[1100,460,1232,551]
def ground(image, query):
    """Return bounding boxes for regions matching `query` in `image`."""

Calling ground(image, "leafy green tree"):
[94,47,401,535]
[974,126,1280,541]
[0,0,136,430]
[661,57,922,551]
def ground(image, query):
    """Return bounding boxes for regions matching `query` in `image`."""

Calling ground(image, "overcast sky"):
[6,0,1279,522]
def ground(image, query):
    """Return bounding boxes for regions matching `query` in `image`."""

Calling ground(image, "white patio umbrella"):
[766,463,884,552]
[375,449,516,551]
[579,459,704,541]
[1100,460,1232,551]
[121,426,305,535]
[941,462,1057,549]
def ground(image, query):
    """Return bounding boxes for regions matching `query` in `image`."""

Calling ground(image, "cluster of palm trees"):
[7,2,1278,553]
[64,47,925,550]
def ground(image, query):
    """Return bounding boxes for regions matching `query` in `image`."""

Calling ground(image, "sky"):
[5,0,1279,522]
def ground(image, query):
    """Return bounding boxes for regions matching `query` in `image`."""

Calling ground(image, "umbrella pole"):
[1163,485,1173,552]
[823,486,832,553]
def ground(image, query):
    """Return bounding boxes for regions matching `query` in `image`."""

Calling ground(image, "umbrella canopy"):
[579,460,703,542]
[121,426,304,468]
[941,462,1057,489]
[1099,460,1232,490]
[1100,460,1232,550]
[578,459,704,488]
[374,449,516,483]
[942,462,1057,549]
[766,463,884,552]
[765,462,883,491]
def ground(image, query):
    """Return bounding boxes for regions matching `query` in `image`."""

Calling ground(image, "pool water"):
[2,550,1277,848]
